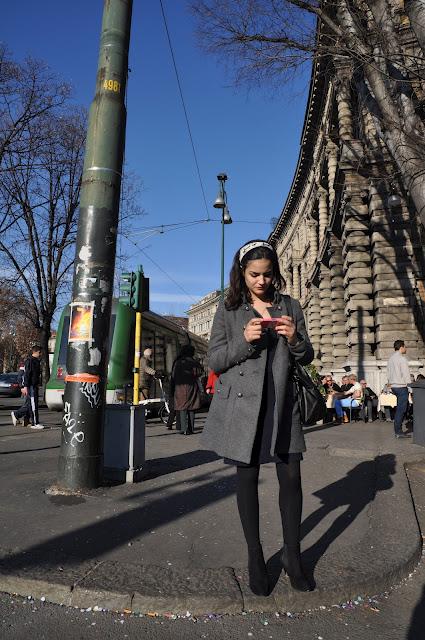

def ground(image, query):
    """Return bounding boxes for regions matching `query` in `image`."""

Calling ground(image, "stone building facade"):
[270,34,425,390]
[187,290,224,341]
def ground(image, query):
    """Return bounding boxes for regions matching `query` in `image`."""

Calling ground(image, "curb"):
[0,456,423,615]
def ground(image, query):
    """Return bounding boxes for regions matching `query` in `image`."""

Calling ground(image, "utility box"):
[411,381,425,447]
[103,404,145,482]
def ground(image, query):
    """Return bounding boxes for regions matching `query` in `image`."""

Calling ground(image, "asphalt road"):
[1,399,425,638]
[1,554,424,640]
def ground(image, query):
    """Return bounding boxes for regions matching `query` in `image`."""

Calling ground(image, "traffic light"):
[119,267,149,311]
[119,271,138,309]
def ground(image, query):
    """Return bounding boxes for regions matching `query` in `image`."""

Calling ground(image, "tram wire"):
[159,0,211,222]
[125,234,199,303]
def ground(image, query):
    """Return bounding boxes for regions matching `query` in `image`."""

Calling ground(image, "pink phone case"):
[260,318,281,328]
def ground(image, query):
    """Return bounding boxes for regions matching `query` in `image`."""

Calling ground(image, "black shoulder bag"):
[284,296,327,426]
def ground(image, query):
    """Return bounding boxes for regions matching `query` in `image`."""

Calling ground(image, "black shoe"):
[281,544,313,592]
[247,546,269,596]
[395,433,412,439]
[167,426,173,430]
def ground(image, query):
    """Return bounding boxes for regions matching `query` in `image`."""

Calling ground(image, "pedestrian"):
[201,239,314,596]
[11,345,45,430]
[165,373,178,431]
[205,369,219,395]
[333,374,363,423]
[359,379,378,422]
[140,348,156,400]
[322,375,341,394]
[339,375,351,392]
[322,375,341,423]
[387,339,412,439]
[171,344,202,435]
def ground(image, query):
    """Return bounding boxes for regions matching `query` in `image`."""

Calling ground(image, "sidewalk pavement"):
[0,412,425,615]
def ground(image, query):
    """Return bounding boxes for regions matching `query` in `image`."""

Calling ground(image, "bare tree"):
[0,50,146,379]
[192,0,425,224]
[0,285,40,372]
[0,45,70,168]
[0,108,85,378]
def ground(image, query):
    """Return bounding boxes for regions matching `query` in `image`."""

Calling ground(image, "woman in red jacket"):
[205,369,219,395]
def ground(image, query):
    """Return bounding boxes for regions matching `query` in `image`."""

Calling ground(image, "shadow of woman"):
[267,454,396,591]
[407,583,425,639]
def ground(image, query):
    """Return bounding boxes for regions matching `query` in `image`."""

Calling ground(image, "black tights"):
[236,460,302,551]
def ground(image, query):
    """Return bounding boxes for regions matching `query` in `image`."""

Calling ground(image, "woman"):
[201,240,314,596]
[333,374,363,424]
[171,344,203,435]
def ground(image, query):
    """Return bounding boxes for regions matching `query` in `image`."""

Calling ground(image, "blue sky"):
[4,0,309,317]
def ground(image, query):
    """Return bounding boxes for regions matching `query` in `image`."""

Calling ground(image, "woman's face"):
[243,258,274,299]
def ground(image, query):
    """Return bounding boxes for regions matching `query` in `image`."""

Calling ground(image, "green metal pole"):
[57,0,133,490]
[221,214,225,299]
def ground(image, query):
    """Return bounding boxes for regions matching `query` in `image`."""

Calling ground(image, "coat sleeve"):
[207,301,257,374]
[23,358,31,388]
[287,298,314,366]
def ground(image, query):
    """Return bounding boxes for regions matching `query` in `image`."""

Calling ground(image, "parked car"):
[0,373,22,398]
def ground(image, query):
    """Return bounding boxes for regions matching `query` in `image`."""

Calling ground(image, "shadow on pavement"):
[303,422,339,434]
[0,445,60,455]
[1,470,237,571]
[407,583,425,639]
[267,454,396,591]
[140,450,220,480]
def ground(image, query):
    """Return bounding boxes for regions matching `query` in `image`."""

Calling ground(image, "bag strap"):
[281,294,293,319]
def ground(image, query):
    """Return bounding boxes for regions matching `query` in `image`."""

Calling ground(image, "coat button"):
[245,305,249,310]
[237,392,243,398]
[277,305,282,310]
[239,371,244,376]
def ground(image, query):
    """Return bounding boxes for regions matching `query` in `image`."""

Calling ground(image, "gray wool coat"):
[200,294,314,464]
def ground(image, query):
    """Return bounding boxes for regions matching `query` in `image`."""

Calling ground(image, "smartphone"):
[260,318,282,329]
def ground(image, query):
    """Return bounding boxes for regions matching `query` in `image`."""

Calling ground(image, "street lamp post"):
[213,173,232,299]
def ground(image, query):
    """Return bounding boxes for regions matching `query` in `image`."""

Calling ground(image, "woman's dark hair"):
[225,240,285,310]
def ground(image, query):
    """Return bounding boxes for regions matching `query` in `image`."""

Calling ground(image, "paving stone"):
[131,564,242,615]
[0,548,98,605]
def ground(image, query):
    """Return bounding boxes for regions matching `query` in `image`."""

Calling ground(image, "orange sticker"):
[65,373,100,383]
[69,302,94,342]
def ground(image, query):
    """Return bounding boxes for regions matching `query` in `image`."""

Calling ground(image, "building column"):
[300,260,307,302]
[292,261,301,300]
[286,265,293,297]
[318,186,329,242]
[335,68,354,141]
[369,185,425,361]
[308,285,322,368]
[342,183,375,367]
[329,238,349,365]
[326,139,338,213]
[308,218,318,271]
[319,265,333,368]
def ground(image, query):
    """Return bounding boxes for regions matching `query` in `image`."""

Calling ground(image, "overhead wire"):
[126,234,198,303]
[158,0,211,221]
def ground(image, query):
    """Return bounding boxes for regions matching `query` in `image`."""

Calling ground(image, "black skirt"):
[224,328,302,467]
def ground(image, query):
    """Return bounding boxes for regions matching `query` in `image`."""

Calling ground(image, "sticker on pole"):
[69,302,95,343]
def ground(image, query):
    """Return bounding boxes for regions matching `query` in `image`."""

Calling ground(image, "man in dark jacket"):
[359,379,378,422]
[11,345,44,429]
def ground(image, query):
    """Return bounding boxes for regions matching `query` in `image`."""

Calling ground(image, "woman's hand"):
[275,315,298,345]
[243,318,263,343]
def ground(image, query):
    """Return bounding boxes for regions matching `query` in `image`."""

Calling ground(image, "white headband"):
[239,241,274,264]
